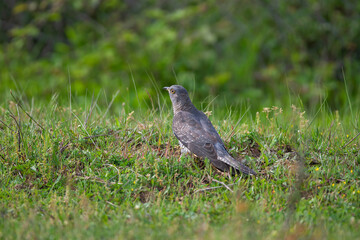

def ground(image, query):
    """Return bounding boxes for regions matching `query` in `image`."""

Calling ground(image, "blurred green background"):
[1,0,359,113]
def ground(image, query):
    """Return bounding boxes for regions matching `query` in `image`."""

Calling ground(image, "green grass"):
[0,94,359,240]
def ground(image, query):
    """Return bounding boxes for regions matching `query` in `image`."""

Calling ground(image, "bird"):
[163,85,256,176]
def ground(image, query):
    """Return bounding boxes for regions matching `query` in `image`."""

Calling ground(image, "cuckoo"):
[164,85,256,176]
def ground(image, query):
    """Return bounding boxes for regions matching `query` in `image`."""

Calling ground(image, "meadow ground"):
[0,93,359,239]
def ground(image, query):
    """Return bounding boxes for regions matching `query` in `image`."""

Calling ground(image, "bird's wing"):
[173,111,218,161]
[198,111,225,146]
[173,111,256,175]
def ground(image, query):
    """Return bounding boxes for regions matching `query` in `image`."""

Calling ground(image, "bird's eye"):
[170,89,176,94]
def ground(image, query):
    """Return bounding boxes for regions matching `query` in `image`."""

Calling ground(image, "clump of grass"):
[0,92,359,239]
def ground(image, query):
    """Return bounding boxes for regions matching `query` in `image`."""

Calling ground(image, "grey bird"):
[164,85,256,176]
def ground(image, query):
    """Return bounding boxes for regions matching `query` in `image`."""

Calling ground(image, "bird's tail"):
[215,144,256,175]
[236,161,257,176]
[223,154,257,176]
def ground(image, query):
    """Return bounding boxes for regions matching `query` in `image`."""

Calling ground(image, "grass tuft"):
[0,93,359,239]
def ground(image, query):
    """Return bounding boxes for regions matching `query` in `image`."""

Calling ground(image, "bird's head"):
[163,85,193,112]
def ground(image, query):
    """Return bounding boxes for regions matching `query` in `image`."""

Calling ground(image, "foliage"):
[1,1,360,238]
[1,0,360,112]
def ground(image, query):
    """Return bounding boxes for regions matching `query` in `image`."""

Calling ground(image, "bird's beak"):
[163,87,169,91]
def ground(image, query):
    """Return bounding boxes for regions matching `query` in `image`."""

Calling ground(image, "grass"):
[0,92,359,240]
